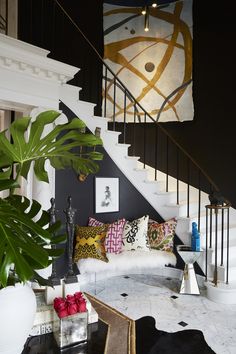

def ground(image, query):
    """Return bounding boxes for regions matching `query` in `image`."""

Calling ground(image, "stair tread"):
[105,130,122,136]
[93,115,111,122]
[77,99,96,108]
[116,143,131,148]
[125,156,140,160]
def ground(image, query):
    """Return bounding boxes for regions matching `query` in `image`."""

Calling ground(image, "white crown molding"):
[0,33,79,83]
[0,34,80,110]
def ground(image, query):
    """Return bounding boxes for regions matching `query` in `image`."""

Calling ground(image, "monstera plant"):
[0,110,103,289]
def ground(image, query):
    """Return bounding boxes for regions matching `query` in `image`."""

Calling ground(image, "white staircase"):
[59,83,236,303]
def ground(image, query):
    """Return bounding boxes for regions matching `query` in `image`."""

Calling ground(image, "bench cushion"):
[77,250,176,274]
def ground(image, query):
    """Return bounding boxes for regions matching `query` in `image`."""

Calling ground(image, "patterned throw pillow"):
[88,217,126,254]
[74,225,109,262]
[122,215,149,252]
[148,218,177,252]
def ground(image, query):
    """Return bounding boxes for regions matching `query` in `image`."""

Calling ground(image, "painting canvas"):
[103,0,193,122]
[95,177,119,213]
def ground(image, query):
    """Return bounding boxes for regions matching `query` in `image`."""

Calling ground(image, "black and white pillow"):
[121,215,149,251]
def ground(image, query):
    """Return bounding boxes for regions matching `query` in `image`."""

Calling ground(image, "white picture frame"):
[95,177,119,213]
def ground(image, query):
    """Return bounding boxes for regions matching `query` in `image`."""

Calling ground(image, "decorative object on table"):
[31,291,98,336]
[53,292,88,348]
[64,196,78,284]
[45,198,63,305]
[191,222,200,252]
[177,245,202,295]
[95,177,119,213]
[30,291,54,336]
[0,110,103,354]
[208,191,226,206]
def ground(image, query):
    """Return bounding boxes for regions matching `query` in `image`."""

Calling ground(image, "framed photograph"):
[95,177,119,213]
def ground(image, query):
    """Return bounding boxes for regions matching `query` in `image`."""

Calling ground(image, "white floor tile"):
[81,274,236,354]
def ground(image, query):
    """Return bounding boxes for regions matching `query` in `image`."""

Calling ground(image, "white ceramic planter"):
[0,283,37,354]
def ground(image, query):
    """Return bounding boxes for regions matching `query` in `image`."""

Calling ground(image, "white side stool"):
[177,245,202,295]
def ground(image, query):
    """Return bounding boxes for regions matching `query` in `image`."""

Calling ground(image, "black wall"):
[162,1,236,207]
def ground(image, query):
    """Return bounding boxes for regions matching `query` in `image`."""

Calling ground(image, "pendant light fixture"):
[141,2,158,32]
[144,6,149,32]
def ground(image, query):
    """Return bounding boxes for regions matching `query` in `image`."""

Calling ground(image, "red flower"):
[66,295,78,315]
[74,292,83,301]
[77,299,87,313]
[53,297,68,318]
[53,292,87,318]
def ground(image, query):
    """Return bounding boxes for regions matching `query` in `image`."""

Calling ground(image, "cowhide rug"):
[136,316,216,354]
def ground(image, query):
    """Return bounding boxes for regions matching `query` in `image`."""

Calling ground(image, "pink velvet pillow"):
[88,217,126,254]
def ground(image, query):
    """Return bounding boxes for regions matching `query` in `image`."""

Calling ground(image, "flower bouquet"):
[53,292,88,348]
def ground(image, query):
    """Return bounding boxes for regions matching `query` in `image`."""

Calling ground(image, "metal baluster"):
[154,124,158,181]
[226,207,230,284]
[113,77,116,131]
[166,136,169,192]
[221,209,224,266]
[210,208,213,248]
[176,147,179,204]
[123,90,127,144]
[143,112,146,169]
[213,208,218,286]
[187,159,190,218]
[198,170,201,231]
[205,206,208,281]
[104,66,108,117]
[132,103,136,156]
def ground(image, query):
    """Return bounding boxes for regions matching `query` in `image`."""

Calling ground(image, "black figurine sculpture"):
[208,191,226,206]
[48,197,60,286]
[63,196,78,284]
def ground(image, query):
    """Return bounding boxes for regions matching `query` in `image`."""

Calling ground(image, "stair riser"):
[200,227,236,249]
[166,202,206,218]
[61,84,81,101]
[208,264,236,283]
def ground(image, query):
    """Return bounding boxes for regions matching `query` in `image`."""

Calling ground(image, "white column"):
[27,107,57,282]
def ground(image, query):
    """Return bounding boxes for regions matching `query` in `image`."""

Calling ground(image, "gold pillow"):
[74,225,109,262]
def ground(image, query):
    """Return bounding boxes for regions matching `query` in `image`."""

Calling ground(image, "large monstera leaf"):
[0,110,103,183]
[0,110,103,288]
[0,195,65,288]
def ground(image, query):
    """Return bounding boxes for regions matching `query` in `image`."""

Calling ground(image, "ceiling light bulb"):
[144,27,149,32]
[152,3,157,7]
[142,6,148,15]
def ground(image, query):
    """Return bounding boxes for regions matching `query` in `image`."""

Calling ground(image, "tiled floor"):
[82,274,236,354]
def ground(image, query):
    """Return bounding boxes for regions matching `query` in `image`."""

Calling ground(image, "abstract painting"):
[103,0,193,122]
